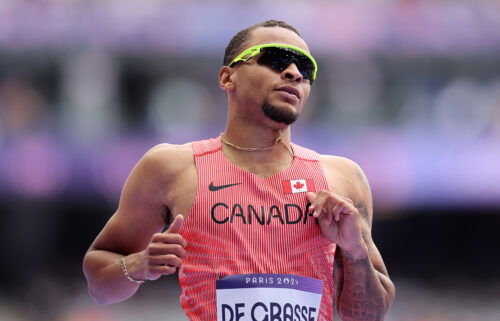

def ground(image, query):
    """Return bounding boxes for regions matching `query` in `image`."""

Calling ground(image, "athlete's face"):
[229,27,312,126]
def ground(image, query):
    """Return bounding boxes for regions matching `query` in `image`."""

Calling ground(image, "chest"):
[190,156,327,226]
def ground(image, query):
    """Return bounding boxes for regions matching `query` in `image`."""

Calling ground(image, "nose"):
[281,62,304,83]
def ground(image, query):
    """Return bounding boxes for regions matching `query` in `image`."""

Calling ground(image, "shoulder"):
[319,154,361,174]
[319,154,374,225]
[144,142,194,166]
[318,154,372,214]
[318,154,368,190]
[132,142,195,184]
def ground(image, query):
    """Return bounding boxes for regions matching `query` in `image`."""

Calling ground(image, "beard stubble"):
[261,100,299,125]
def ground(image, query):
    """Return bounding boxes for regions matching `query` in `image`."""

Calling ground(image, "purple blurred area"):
[1,1,500,320]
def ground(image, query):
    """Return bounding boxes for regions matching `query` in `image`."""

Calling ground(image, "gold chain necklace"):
[220,131,294,156]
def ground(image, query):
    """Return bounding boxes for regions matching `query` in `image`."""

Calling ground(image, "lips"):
[275,86,301,100]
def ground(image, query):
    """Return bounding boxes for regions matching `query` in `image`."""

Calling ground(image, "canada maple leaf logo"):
[293,181,305,189]
[282,179,314,194]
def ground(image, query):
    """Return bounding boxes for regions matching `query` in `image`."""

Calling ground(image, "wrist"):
[340,242,369,262]
[119,254,147,284]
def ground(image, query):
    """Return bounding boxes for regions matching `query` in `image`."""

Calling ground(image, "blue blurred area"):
[1,0,500,208]
[1,1,500,320]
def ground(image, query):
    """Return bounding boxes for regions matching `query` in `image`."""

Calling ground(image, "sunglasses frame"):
[227,43,318,84]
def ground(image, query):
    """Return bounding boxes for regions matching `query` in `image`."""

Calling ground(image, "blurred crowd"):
[1,49,499,207]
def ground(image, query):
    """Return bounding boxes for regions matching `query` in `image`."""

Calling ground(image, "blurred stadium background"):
[1,0,500,320]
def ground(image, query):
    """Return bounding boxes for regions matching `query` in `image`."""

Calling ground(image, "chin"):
[262,100,299,125]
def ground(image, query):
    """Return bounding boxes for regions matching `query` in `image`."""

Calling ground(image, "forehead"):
[244,27,310,53]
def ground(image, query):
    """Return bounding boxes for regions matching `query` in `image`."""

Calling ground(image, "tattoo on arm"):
[339,251,386,321]
[355,200,373,235]
[334,164,391,319]
[356,201,369,223]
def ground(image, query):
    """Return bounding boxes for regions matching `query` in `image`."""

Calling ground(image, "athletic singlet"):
[178,136,336,321]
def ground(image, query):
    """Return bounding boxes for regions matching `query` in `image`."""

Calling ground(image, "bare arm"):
[82,145,191,304]
[334,204,395,320]
[311,157,395,321]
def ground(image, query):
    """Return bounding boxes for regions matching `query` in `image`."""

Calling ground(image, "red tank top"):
[178,136,336,321]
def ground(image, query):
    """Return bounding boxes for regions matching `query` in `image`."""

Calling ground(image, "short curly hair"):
[223,20,301,66]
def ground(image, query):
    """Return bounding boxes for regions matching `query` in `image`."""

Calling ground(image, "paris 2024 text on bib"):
[216,273,323,321]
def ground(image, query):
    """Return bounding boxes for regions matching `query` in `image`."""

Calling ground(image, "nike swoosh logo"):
[209,182,241,191]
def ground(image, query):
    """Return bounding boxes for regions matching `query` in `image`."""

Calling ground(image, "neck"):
[223,122,292,151]
[221,123,294,173]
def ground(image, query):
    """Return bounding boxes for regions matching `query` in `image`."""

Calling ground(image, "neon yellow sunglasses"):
[227,43,318,84]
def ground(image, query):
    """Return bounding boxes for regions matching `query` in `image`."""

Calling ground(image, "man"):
[83,20,395,321]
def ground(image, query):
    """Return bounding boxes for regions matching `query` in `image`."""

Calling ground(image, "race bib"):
[216,273,323,321]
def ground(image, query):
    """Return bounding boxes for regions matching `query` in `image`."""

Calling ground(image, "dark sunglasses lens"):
[257,48,315,83]
[295,57,315,82]
[257,49,290,71]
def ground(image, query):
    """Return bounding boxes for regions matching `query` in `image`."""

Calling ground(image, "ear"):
[219,66,235,92]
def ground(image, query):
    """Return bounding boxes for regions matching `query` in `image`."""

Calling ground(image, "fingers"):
[144,242,185,278]
[166,214,184,234]
[308,190,357,221]
[149,254,183,267]
[307,191,323,217]
[331,202,347,222]
[148,243,186,257]
[306,191,317,203]
[149,265,177,276]
[144,214,187,279]
[309,191,330,218]
[155,214,187,247]
[152,233,187,247]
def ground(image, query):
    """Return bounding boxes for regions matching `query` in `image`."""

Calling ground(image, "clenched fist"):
[124,214,187,281]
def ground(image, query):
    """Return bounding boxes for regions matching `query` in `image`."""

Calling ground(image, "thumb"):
[165,214,184,234]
